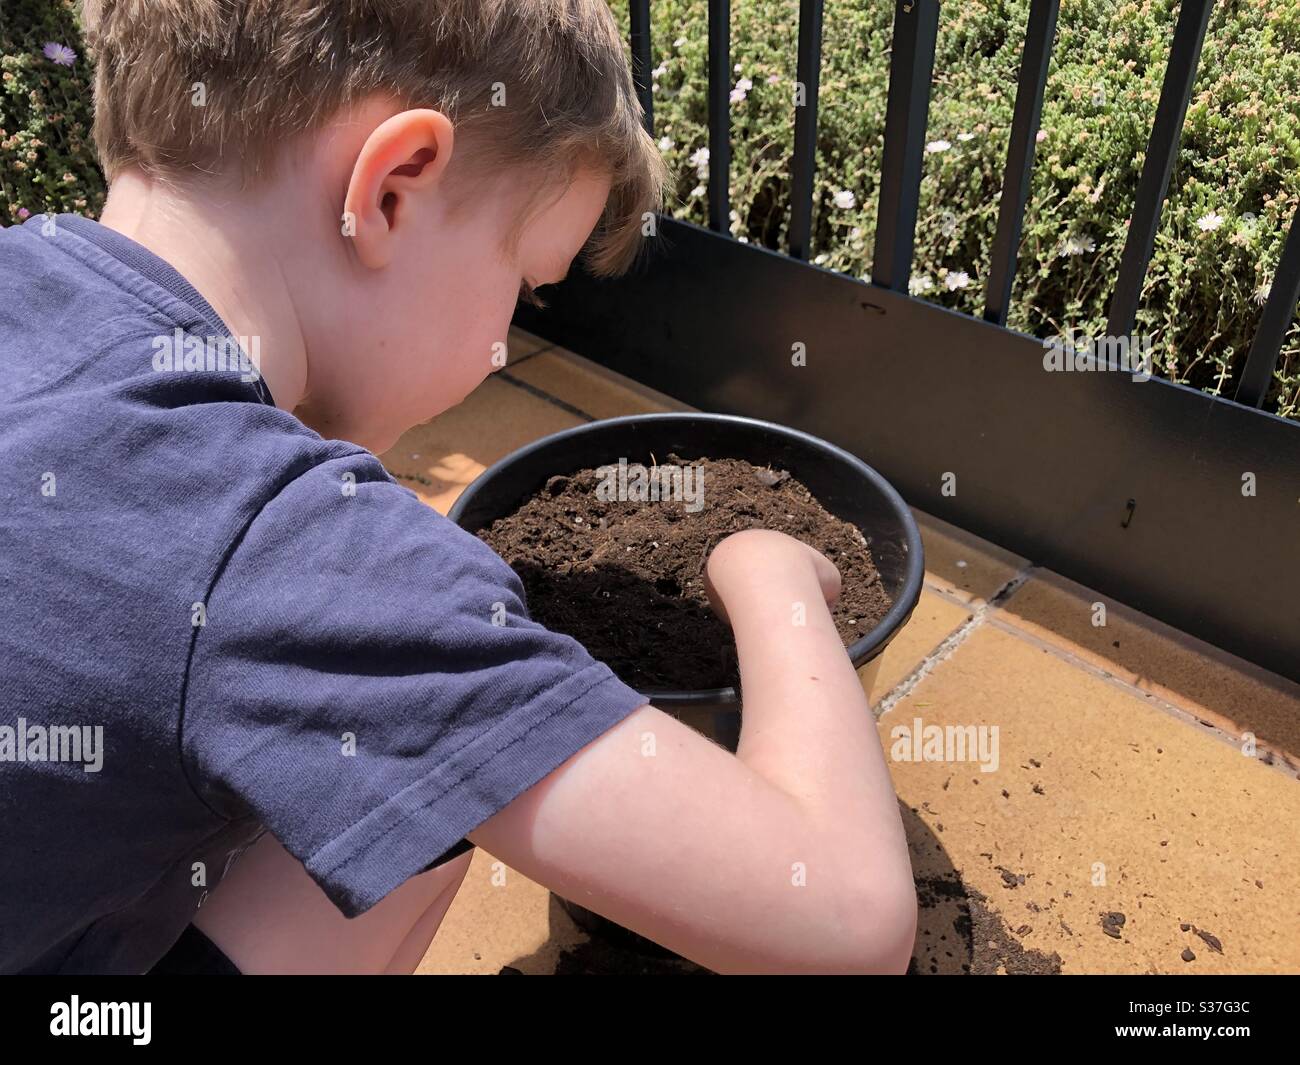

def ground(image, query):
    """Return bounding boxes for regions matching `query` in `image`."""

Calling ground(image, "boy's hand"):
[702,528,841,626]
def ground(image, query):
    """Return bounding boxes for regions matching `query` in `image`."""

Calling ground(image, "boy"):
[0,0,916,975]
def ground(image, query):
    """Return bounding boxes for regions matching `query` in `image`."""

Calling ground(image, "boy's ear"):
[344,109,455,269]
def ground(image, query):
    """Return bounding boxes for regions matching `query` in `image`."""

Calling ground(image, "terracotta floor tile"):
[913,509,1028,606]
[416,850,583,975]
[503,348,695,420]
[378,375,584,514]
[866,588,972,706]
[997,571,1300,772]
[879,624,1300,975]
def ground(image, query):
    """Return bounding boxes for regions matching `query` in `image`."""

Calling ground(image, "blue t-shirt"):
[0,214,649,974]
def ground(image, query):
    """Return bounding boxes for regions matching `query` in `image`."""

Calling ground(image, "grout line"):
[506,344,555,369]
[920,580,982,611]
[872,565,1037,718]
[495,369,596,423]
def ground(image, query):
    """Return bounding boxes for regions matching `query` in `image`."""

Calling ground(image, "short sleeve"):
[182,453,650,918]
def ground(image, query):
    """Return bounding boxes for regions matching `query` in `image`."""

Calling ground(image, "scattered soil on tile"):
[963,887,1063,975]
[478,454,892,690]
[1193,926,1224,954]
[549,940,712,975]
[913,873,1063,975]
[1100,911,1127,940]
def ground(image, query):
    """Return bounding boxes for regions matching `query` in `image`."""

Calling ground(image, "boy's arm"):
[468,530,917,975]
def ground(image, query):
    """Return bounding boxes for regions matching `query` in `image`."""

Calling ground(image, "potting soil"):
[477,454,891,691]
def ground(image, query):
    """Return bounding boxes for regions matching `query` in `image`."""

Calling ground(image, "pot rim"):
[447,411,926,708]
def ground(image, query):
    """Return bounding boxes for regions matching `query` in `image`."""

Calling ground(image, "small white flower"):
[674,36,688,48]
[833,189,856,210]
[813,253,829,265]
[849,227,862,240]
[1197,211,1224,232]
[658,136,674,152]
[957,132,975,142]
[908,275,935,296]
[767,73,781,85]
[651,62,668,80]
[690,184,706,198]
[925,139,951,154]
[945,270,971,290]
[689,146,710,180]
[1254,282,1272,306]
[729,78,752,104]
[1035,129,1048,143]
[1059,233,1096,257]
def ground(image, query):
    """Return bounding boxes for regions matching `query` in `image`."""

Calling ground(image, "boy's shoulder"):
[1,213,286,413]
[0,214,371,572]
[0,217,649,974]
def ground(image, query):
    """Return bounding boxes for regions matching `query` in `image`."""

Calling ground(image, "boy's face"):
[297,106,612,453]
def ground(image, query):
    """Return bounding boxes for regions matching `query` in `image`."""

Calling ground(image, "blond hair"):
[81,0,665,275]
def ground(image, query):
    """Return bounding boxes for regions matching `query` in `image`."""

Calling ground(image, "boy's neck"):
[98,169,311,414]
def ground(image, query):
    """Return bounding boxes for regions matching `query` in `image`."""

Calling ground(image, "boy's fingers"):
[805,545,842,608]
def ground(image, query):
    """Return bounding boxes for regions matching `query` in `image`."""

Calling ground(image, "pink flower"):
[17,207,31,220]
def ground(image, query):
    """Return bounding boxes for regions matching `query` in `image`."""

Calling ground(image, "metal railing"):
[627,0,1297,408]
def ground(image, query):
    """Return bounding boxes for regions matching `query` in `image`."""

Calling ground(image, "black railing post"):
[984,0,1059,325]
[708,0,731,233]
[1106,0,1215,340]
[1235,201,1300,409]
[628,0,654,135]
[872,0,940,293]
[788,0,825,261]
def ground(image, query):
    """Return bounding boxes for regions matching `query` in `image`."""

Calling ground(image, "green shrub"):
[0,0,104,223]
[616,0,1300,418]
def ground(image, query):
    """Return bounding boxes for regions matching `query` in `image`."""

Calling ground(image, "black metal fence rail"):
[787,0,823,260]
[984,0,1058,326]
[520,0,1300,682]
[871,0,939,292]
[1105,0,1213,340]
[707,0,730,232]
[629,0,654,133]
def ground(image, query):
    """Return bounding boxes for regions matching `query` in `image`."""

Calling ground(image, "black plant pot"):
[448,411,925,959]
